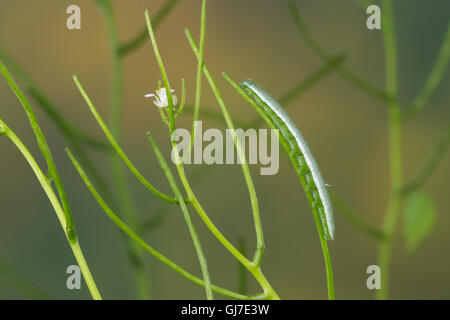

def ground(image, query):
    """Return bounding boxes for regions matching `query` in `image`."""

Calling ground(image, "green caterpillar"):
[240,80,335,240]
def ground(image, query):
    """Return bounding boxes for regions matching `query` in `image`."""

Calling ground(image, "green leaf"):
[403,192,437,252]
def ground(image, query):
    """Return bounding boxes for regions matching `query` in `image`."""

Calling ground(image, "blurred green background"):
[0,0,449,299]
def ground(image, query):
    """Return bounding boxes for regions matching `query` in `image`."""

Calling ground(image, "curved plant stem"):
[0,48,110,150]
[0,48,113,202]
[67,148,250,300]
[73,75,178,204]
[0,60,76,242]
[144,10,277,298]
[0,119,101,300]
[173,161,279,299]
[189,0,207,157]
[147,132,213,300]
[288,1,390,102]
[96,0,150,299]
[119,0,181,56]
[169,129,278,298]
[175,78,187,117]
[401,124,450,197]
[185,29,266,266]
[145,10,176,134]
[223,73,334,299]
[377,0,402,300]
[404,24,450,120]
[182,53,347,130]
[141,165,215,234]
[330,191,387,241]
[168,38,277,296]
[279,54,347,106]
[318,231,335,300]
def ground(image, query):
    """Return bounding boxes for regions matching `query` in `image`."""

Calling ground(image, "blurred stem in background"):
[0,118,101,300]
[0,47,115,205]
[96,0,148,300]
[289,0,450,299]
[144,4,214,299]
[1,0,448,299]
[378,0,402,300]
[119,0,181,56]
[93,0,183,299]
[401,125,450,197]
[67,148,248,300]
[378,1,450,299]
[183,28,279,299]
[288,1,391,102]
[0,0,183,300]
[147,133,213,299]
[1,59,102,299]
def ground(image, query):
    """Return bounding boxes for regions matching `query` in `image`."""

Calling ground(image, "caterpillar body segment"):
[239,80,335,240]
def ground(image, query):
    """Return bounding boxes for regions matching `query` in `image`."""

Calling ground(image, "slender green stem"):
[249,54,347,128]
[145,10,176,133]
[182,54,346,130]
[401,124,450,197]
[377,0,402,300]
[405,24,450,120]
[183,104,249,128]
[223,73,334,299]
[96,0,150,299]
[119,0,181,56]
[186,29,265,266]
[174,161,279,299]
[147,132,213,300]
[73,75,178,204]
[237,237,248,295]
[0,60,76,243]
[175,78,187,117]
[67,148,249,300]
[288,1,390,102]
[97,0,123,139]
[0,47,110,151]
[318,231,335,300]
[0,47,114,207]
[0,119,101,300]
[279,54,347,106]
[189,0,207,156]
[141,165,214,234]
[144,9,275,296]
[139,164,208,234]
[169,40,277,297]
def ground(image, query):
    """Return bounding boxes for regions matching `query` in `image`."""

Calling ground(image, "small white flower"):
[145,87,178,108]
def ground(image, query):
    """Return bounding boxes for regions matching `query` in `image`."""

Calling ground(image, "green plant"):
[289,0,450,299]
[0,62,101,300]
[1,0,448,300]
